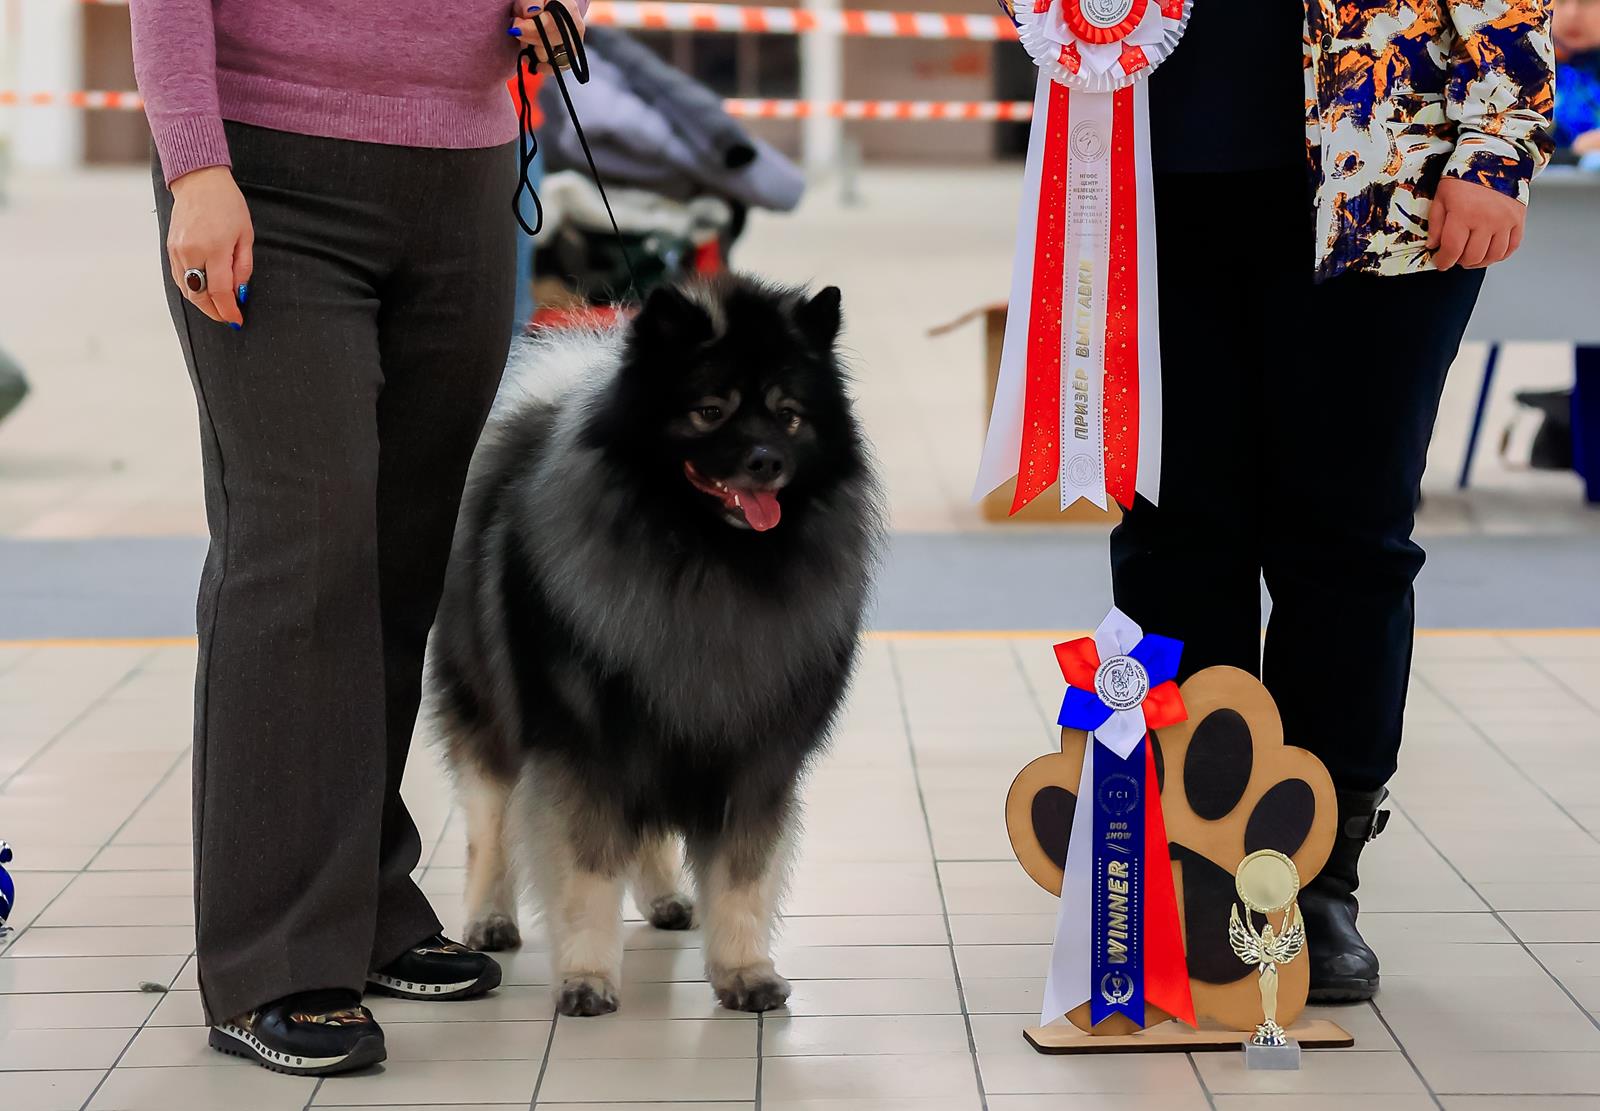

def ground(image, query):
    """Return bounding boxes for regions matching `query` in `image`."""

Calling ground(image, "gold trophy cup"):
[1229,849,1307,1068]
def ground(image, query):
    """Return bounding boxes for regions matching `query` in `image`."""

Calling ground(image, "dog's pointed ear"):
[796,286,843,352]
[633,285,715,350]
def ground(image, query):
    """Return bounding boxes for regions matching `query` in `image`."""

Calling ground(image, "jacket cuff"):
[1443,132,1535,206]
[151,112,233,186]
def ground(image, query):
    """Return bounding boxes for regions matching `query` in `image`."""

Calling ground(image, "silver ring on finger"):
[183,267,208,295]
[551,46,572,69]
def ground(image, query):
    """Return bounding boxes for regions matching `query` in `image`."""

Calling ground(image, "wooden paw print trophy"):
[1005,609,1354,1062]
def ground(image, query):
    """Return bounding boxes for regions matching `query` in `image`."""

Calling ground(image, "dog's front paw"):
[464,912,522,952]
[647,893,696,931]
[712,966,791,1013]
[556,975,620,1017]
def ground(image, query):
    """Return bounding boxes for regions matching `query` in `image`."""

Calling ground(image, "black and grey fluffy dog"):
[430,275,883,1017]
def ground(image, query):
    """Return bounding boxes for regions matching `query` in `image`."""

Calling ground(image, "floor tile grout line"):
[1183,1050,1217,1111]
[303,1076,324,1110]
[1,742,191,962]
[1367,998,1446,1110]
[887,642,989,1111]
[527,1007,559,1109]
[0,645,161,796]
[1391,797,1600,1036]
[753,1011,764,1111]
[66,740,196,1110]
[75,943,194,1111]
[1006,638,1064,744]
[1524,653,1600,716]
[1411,670,1600,847]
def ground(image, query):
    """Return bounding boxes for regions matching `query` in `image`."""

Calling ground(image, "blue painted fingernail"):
[228,321,242,331]
[237,283,249,305]
[508,24,522,35]
[529,5,542,11]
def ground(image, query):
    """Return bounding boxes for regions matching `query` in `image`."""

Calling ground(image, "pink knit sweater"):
[131,1,576,184]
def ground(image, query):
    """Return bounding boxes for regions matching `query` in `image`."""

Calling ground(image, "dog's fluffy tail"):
[493,323,626,420]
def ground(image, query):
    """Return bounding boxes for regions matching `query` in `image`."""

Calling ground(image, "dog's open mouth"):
[684,462,782,532]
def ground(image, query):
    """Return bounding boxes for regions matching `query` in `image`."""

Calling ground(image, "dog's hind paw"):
[556,975,620,1017]
[712,968,791,1013]
[647,894,696,931]
[464,913,522,952]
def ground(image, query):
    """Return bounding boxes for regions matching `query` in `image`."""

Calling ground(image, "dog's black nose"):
[744,446,784,481]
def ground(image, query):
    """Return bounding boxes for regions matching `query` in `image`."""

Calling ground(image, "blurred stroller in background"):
[523,25,805,327]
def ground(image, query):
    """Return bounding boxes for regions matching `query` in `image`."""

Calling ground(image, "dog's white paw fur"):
[711,965,791,1012]
[556,974,621,1017]
[464,911,522,952]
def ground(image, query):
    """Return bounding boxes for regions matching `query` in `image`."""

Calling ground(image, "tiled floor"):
[3,632,1600,1109]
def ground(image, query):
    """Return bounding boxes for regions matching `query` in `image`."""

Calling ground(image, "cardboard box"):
[935,304,1123,526]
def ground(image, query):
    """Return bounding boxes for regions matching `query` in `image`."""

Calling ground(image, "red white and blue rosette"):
[1041,608,1196,1030]
[975,0,1189,512]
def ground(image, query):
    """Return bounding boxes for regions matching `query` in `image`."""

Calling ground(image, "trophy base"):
[1023,1019,1352,1056]
[1243,1038,1302,1070]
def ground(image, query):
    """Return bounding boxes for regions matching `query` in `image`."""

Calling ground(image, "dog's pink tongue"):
[733,489,782,532]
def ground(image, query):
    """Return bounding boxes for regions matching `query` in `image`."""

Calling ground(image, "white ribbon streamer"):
[973,72,1054,501]
[1131,80,1162,505]
[1059,91,1112,511]
[1040,736,1097,1025]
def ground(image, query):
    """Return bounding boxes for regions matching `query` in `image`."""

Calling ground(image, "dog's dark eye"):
[777,407,803,431]
[688,405,726,432]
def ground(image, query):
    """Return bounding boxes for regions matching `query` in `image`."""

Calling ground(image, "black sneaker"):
[367,933,502,1001]
[209,989,385,1076]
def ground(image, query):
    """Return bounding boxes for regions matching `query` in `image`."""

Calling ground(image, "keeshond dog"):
[430,275,883,1017]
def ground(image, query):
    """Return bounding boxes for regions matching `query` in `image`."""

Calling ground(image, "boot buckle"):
[1346,809,1390,841]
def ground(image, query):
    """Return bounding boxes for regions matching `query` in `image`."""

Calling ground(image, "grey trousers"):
[154,122,516,1024]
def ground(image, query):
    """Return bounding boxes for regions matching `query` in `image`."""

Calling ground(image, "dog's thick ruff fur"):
[431,276,882,1015]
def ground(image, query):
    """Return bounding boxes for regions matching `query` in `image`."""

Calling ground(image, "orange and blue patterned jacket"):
[1307,0,1555,280]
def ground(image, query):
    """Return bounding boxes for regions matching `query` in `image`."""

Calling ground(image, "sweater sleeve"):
[129,0,232,185]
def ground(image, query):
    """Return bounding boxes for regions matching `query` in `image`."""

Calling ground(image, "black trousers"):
[154,123,516,1024]
[1111,169,1484,793]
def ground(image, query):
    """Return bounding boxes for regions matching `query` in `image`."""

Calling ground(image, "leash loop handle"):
[513,2,640,297]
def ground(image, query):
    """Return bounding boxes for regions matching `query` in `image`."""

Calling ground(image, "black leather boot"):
[1303,787,1390,1003]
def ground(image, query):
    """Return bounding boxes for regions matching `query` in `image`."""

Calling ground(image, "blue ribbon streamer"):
[1089,737,1145,1026]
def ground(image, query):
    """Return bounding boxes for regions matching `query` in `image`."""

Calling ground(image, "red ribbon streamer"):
[1011,81,1072,514]
[1101,86,1139,510]
[1142,738,1195,1026]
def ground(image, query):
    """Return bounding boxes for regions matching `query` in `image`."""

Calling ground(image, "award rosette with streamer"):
[1042,608,1196,1030]
[974,0,1189,512]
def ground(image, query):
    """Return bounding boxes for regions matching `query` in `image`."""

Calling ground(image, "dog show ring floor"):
[2,168,1600,1109]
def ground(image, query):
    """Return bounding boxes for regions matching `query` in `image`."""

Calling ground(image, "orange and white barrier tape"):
[0,90,143,109]
[724,97,1030,119]
[2,90,1034,120]
[588,1,1018,39]
[71,0,1020,40]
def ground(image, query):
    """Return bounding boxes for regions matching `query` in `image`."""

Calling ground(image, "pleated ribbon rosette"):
[1041,608,1196,1029]
[975,0,1190,512]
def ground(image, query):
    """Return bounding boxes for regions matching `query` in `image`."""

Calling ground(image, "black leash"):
[512,2,640,296]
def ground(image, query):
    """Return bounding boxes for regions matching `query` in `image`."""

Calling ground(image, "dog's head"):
[588,275,866,535]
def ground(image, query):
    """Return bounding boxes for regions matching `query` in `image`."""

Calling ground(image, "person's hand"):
[1574,129,1600,155]
[509,0,586,68]
[1428,175,1526,271]
[168,165,253,328]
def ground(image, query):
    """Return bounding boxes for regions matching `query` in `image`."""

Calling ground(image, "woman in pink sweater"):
[131,0,582,1076]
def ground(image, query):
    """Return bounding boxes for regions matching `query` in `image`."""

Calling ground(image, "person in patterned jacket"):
[1115,0,1553,1005]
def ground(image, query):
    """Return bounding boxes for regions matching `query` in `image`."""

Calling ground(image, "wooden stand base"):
[1023,1019,1353,1055]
